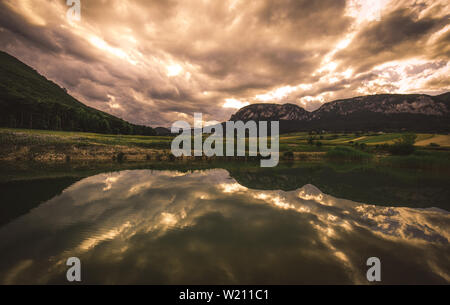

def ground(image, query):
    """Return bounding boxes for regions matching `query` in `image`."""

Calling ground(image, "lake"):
[0,163,449,284]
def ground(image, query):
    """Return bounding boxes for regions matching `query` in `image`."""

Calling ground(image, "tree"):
[54,115,61,130]
[388,134,417,155]
[101,119,111,134]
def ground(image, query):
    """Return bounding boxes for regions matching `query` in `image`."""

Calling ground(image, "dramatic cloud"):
[0,0,448,127]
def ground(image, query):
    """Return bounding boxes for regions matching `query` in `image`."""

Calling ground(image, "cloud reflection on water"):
[0,169,448,284]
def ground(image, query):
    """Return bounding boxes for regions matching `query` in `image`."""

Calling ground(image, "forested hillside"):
[0,51,155,135]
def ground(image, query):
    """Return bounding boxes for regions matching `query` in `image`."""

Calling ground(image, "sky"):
[0,0,449,127]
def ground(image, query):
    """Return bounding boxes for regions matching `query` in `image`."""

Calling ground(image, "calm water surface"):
[0,168,449,284]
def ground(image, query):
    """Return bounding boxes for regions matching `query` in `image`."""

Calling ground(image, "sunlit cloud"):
[166,64,183,77]
[4,0,48,26]
[223,98,249,109]
[0,0,448,126]
[255,85,300,102]
[89,36,138,65]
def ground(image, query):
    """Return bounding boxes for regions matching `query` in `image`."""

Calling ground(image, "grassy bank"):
[380,151,450,169]
[325,146,374,161]
[1,128,449,169]
[0,128,173,162]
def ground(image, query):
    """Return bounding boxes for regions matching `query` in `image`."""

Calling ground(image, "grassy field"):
[0,128,175,162]
[0,128,173,148]
[2,128,449,148]
[280,131,450,147]
[1,128,449,167]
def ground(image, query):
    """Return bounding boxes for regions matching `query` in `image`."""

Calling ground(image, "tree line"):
[0,97,155,135]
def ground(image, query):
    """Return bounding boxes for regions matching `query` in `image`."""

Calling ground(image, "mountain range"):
[230,93,450,133]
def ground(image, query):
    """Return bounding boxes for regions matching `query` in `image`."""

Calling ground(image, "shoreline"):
[0,145,330,163]
[1,128,449,169]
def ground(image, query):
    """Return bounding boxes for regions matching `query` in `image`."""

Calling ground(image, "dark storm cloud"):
[0,2,101,62]
[335,6,449,73]
[0,0,448,126]
[430,27,450,59]
[257,0,349,33]
[426,75,450,88]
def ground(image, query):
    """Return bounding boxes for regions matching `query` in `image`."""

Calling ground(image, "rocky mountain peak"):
[230,93,449,122]
[228,93,449,132]
[230,103,310,121]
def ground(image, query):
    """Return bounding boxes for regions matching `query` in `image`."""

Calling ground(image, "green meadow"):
[0,128,173,149]
[1,128,449,169]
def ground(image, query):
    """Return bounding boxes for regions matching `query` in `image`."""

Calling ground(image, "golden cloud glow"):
[166,64,183,77]
[223,98,249,109]
[0,0,448,126]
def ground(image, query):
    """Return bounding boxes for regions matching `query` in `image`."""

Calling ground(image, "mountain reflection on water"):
[0,169,448,284]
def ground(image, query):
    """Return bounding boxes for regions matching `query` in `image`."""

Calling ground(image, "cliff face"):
[229,93,450,132]
[230,103,310,121]
[312,94,449,118]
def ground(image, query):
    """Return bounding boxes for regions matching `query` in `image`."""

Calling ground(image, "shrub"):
[116,152,125,162]
[429,143,440,147]
[283,151,294,160]
[376,143,390,152]
[168,153,176,161]
[382,154,450,169]
[328,134,339,140]
[388,134,417,155]
[326,146,373,161]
